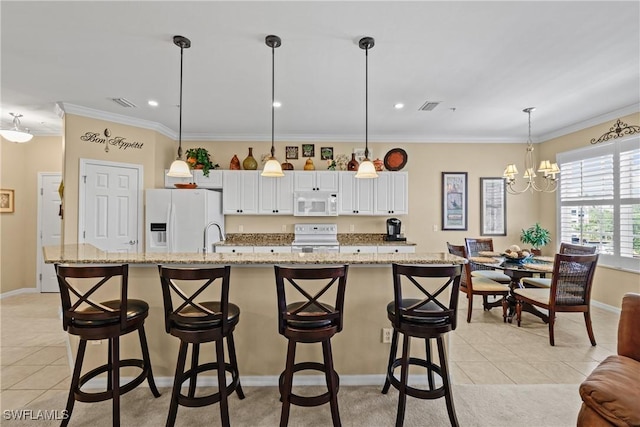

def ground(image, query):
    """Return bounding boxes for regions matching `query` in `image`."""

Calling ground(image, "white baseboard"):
[81,374,436,390]
[591,299,621,314]
[0,287,38,299]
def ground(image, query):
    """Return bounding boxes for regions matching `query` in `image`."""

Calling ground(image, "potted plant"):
[185,147,219,177]
[520,223,551,254]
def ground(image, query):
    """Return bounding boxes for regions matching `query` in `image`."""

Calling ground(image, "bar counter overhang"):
[44,244,467,385]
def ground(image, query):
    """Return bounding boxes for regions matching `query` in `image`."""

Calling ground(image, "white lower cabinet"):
[254,246,292,253]
[377,245,416,254]
[214,246,254,254]
[339,246,378,254]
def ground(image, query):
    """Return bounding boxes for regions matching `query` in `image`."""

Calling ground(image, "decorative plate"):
[175,183,197,189]
[384,148,408,171]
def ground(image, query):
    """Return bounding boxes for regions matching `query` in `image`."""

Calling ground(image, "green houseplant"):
[520,223,551,253]
[185,147,219,177]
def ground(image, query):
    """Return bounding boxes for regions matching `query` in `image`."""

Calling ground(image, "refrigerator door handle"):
[168,202,175,253]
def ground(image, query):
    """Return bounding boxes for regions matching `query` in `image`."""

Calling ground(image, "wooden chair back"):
[390,263,462,331]
[559,243,597,255]
[274,265,348,334]
[464,238,495,256]
[549,254,599,308]
[158,266,231,334]
[55,264,129,331]
[446,243,472,291]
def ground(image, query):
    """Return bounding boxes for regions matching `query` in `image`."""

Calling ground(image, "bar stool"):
[274,265,349,427]
[55,264,161,427]
[381,263,463,427]
[158,265,244,427]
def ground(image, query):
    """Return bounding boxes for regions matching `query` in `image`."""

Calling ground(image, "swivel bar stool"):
[55,264,161,427]
[382,263,462,427]
[274,265,349,427]
[158,265,244,427]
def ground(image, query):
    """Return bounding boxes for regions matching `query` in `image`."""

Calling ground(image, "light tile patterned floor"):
[0,292,620,411]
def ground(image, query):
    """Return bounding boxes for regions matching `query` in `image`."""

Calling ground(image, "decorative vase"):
[243,147,258,170]
[304,158,315,171]
[281,162,294,171]
[347,153,359,171]
[230,154,241,170]
[373,158,384,171]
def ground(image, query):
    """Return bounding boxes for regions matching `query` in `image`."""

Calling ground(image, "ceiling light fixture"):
[167,35,193,178]
[503,107,560,194]
[394,103,404,109]
[355,36,378,179]
[0,113,33,143]
[148,100,158,107]
[262,34,284,178]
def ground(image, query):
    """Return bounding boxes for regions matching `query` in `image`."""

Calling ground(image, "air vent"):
[419,101,440,111]
[111,97,137,108]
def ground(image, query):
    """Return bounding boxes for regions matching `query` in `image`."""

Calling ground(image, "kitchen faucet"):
[203,221,225,254]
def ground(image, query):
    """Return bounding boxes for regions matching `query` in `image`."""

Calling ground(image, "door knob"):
[128,240,137,245]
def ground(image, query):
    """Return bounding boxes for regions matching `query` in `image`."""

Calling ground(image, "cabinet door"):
[339,246,377,254]
[355,178,375,215]
[374,173,393,215]
[275,173,294,214]
[254,246,292,253]
[195,170,223,189]
[316,171,339,192]
[338,172,357,215]
[377,245,415,254]
[259,176,278,214]
[214,245,254,254]
[294,172,316,191]
[239,171,259,214]
[223,171,242,214]
[390,172,408,215]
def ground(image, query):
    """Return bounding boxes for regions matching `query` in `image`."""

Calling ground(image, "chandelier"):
[503,107,560,194]
[0,113,33,143]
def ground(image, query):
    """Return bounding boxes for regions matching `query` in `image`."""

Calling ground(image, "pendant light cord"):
[365,44,369,160]
[178,43,184,159]
[271,43,275,158]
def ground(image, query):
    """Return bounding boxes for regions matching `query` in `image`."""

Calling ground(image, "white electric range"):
[291,223,340,253]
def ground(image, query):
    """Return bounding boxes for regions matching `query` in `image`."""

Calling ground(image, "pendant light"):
[355,36,378,179]
[167,35,193,178]
[503,107,560,194]
[0,113,33,143]
[262,35,284,177]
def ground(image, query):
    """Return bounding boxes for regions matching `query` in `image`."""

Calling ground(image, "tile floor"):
[0,292,620,412]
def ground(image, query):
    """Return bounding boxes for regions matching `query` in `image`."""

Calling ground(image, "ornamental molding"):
[590,118,640,145]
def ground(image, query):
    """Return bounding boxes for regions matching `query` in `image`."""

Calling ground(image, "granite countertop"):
[44,244,464,265]
[217,233,416,247]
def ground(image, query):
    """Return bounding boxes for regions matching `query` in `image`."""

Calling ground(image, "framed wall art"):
[301,144,315,157]
[320,147,333,160]
[442,172,467,231]
[0,189,15,213]
[480,177,507,236]
[285,146,298,160]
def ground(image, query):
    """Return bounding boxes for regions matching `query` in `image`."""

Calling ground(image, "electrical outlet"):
[433,224,438,232]
[238,225,244,232]
[382,328,393,343]
[282,224,287,232]
[349,224,355,232]
[91,340,102,345]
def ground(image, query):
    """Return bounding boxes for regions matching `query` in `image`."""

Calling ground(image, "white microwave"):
[293,191,338,216]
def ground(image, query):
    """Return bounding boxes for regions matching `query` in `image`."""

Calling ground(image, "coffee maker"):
[384,218,406,241]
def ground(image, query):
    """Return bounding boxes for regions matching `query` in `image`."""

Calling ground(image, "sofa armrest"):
[618,293,640,361]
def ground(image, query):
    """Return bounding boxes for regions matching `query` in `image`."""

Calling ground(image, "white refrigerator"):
[145,189,224,253]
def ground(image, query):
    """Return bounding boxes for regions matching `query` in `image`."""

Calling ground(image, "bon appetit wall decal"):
[80,128,144,152]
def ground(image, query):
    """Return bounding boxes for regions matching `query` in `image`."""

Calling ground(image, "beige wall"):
[539,112,640,307]
[0,136,63,293]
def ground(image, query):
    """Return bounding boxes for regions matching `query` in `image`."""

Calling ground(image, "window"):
[557,136,640,271]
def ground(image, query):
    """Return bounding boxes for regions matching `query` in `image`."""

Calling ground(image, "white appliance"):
[291,223,340,253]
[145,189,224,253]
[293,191,338,217]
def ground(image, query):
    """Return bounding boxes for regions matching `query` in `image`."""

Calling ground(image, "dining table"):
[469,254,554,323]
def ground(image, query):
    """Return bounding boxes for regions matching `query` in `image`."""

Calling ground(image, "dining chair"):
[521,243,597,288]
[463,238,511,284]
[514,253,599,346]
[447,243,510,323]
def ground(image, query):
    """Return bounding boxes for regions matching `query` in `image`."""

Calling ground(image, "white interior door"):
[38,173,62,293]
[79,159,143,253]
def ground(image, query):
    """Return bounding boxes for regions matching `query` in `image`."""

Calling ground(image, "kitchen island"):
[44,244,465,385]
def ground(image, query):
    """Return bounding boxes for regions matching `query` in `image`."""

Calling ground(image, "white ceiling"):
[1,1,639,144]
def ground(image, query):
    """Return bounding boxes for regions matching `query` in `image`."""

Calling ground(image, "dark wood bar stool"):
[274,265,349,427]
[382,263,462,427]
[55,264,161,427]
[158,265,244,427]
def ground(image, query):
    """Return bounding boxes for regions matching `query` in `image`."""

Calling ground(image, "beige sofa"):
[578,293,640,426]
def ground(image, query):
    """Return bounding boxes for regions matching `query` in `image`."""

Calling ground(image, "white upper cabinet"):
[338,172,375,215]
[222,171,259,214]
[294,171,339,192]
[374,172,408,215]
[259,172,294,214]
[164,169,223,189]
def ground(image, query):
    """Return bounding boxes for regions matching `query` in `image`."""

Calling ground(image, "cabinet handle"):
[270,249,274,253]
[357,249,361,253]
[232,249,236,253]
[395,249,399,253]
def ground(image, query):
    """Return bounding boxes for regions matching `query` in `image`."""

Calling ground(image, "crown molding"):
[538,104,640,142]
[59,103,176,139]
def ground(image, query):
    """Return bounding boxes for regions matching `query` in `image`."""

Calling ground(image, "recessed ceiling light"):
[148,100,159,107]
[273,101,281,108]
[394,103,404,109]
